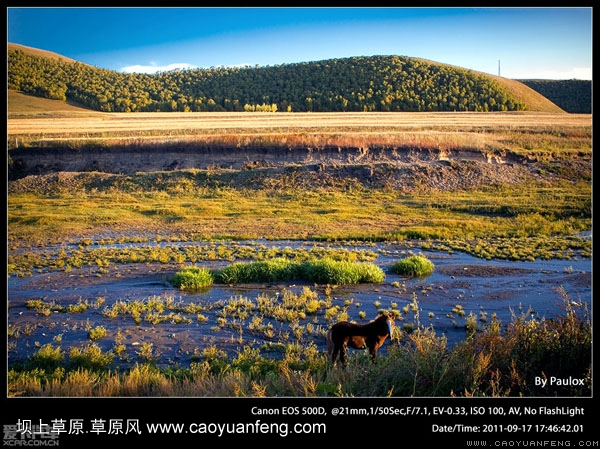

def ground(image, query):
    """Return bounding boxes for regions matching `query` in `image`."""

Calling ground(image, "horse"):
[326,313,395,367]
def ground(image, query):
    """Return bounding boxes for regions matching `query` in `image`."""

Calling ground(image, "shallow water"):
[7,240,591,368]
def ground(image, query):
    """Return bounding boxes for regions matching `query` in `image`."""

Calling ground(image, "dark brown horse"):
[326,313,395,367]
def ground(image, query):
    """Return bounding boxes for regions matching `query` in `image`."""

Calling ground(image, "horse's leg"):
[369,340,383,364]
[331,343,339,366]
[368,334,389,364]
[369,346,377,364]
[340,343,348,367]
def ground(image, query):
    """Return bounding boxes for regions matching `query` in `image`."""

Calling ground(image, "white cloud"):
[119,62,197,74]
[228,63,254,68]
[507,67,592,80]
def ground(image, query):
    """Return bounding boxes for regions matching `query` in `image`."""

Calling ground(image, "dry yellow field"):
[7,111,591,140]
[7,89,591,146]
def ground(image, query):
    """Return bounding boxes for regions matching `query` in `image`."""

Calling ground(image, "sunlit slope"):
[7,89,102,118]
[492,76,564,113]
[413,57,564,114]
[8,42,78,63]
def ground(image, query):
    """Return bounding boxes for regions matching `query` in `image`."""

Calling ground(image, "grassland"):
[7,93,592,254]
[6,94,592,396]
[6,184,591,271]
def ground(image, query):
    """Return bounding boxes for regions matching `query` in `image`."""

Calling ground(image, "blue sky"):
[7,7,592,79]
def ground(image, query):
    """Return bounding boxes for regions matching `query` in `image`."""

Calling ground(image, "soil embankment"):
[8,142,590,193]
[8,143,514,177]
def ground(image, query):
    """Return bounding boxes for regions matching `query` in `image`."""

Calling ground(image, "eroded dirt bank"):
[8,143,591,193]
[8,143,525,179]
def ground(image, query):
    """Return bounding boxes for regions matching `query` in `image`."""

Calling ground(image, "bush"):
[29,344,65,371]
[69,343,114,371]
[390,254,435,277]
[170,267,214,290]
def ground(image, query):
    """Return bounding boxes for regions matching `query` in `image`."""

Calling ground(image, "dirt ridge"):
[9,157,590,195]
[8,143,526,180]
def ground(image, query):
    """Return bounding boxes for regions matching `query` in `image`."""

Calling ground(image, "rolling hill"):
[8,43,564,112]
[7,42,564,114]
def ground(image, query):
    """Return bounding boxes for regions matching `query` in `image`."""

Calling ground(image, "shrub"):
[29,344,65,371]
[390,254,435,277]
[69,344,114,371]
[88,325,107,341]
[170,267,214,290]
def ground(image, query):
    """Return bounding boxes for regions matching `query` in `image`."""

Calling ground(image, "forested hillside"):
[519,79,591,113]
[8,45,535,113]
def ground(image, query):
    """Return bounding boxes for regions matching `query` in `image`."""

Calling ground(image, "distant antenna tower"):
[498,60,501,77]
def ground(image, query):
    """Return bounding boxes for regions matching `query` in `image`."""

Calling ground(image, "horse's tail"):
[326,329,333,357]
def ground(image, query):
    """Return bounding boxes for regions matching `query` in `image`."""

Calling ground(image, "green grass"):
[298,258,386,284]
[7,180,591,272]
[204,257,385,285]
[390,255,435,277]
[215,258,298,284]
[170,266,214,290]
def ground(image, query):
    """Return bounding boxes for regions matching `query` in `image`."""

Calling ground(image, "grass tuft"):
[170,267,214,290]
[210,257,385,285]
[390,254,435,277]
